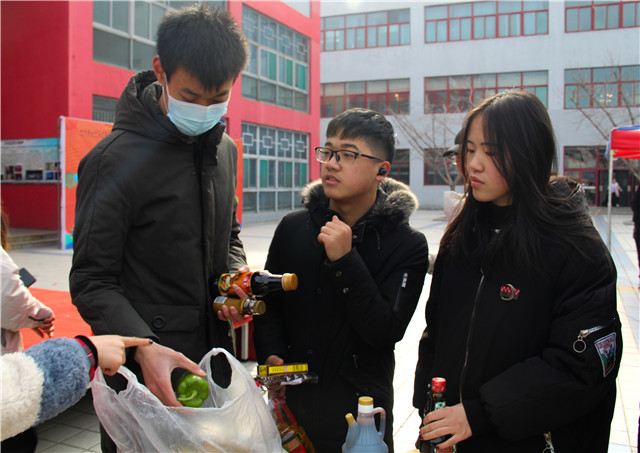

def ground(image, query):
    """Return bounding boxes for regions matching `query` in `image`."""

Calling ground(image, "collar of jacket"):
[302,177,418,235]
[114,70,226,151]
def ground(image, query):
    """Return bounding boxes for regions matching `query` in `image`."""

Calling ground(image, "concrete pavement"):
[7,209,638,452]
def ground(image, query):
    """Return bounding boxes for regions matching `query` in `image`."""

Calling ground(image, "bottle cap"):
[252,299,266,315]
[282,273,298,291]
[432,377,446,393]
[345,413,355,424]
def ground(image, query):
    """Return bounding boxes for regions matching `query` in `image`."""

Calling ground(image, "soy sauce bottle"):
[417,377,456,453]
[217,270,298,297]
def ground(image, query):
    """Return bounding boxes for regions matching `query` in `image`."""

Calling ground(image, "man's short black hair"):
[326,108,396,163]
[156,4,248,91]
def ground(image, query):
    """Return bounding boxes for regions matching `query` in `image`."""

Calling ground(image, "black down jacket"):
[254,178,430,452]
[414,180,621,452]
[70,71,246,365]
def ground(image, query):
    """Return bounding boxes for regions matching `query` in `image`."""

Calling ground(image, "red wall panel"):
[1,184,59,230]
[1,2,70,139]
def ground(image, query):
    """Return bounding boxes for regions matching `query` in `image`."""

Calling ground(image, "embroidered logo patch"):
[595,332,617,377]
[499,284,520,301]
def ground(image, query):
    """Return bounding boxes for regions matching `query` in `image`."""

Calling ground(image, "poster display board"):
[60,117,113,249]
[1,138,60,182]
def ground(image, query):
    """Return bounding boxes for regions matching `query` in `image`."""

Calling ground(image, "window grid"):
[93,1,225,71]
[424,71,548,113]
[321,79,410,117]
[424,1,548,43]
[564,65,640,109]
[321,9,410,51]
[566,1,640,32]
[242,6,309,113]
[241,123,308,213]
[423,149,461,186]
[390,149,410,184]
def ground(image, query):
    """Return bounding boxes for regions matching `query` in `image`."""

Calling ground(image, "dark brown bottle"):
[217,270,298,297]
[418,377,455,453]
[212,296,266,315]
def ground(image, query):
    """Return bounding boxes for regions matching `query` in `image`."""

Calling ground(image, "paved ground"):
[7,208,638,452]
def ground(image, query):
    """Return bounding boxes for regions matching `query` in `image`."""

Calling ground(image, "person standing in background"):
[611,178,622,207]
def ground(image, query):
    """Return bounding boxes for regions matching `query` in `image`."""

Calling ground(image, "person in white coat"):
[1,207,57,452]
[1,247,56,354]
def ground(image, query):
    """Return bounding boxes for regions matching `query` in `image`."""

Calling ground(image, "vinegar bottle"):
[217,270,298,297]
[212,296,266,315]
[342,396,388,453]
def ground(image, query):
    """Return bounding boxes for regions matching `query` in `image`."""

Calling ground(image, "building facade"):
[320,0,640,209]
[1,0,321,229]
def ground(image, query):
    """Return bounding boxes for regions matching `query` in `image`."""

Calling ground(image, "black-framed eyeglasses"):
[314,147,384,165]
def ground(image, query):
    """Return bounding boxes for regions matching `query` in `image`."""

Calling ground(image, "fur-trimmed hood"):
[301,177,418,230]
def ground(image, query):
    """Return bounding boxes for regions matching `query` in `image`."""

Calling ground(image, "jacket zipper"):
[459,270,485,403]
[543,431,555,452]
[572,324,609,353]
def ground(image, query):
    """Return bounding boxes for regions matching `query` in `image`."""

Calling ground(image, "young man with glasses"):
[254,108,429,452]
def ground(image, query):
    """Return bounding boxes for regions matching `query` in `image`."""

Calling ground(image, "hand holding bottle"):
[216,265,250,323]
[419,404,471,450]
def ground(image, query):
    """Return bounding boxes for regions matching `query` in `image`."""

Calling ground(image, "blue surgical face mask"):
[164,82,229,137]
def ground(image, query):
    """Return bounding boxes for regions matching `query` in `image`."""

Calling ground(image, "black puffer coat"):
[70,71,246,364]
[254,178,430,452]
[414,179,621,452]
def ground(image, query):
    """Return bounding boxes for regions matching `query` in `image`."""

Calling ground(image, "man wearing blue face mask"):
[70,5,249,452]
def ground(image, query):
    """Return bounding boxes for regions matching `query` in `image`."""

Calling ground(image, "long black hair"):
[441,90,600,272]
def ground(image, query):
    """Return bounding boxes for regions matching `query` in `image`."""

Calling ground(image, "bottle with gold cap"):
[212,296,266,315]
[217,270,298,298]
[341,396,388,453]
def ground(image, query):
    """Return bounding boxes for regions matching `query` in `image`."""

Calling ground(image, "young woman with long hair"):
[413,90,621,452]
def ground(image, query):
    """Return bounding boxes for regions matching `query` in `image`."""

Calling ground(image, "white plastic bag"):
[92,347,284,452]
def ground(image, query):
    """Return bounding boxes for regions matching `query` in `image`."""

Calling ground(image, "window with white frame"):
[242,6,309,112]
[241,123,309,213]
[93,1,225,71]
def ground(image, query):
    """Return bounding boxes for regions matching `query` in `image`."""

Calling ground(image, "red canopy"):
[610,125,640,159]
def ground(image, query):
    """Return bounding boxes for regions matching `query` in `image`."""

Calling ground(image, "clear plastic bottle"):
[212,296,266,315]
[217,270,298,297]
[341,396,388,453]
